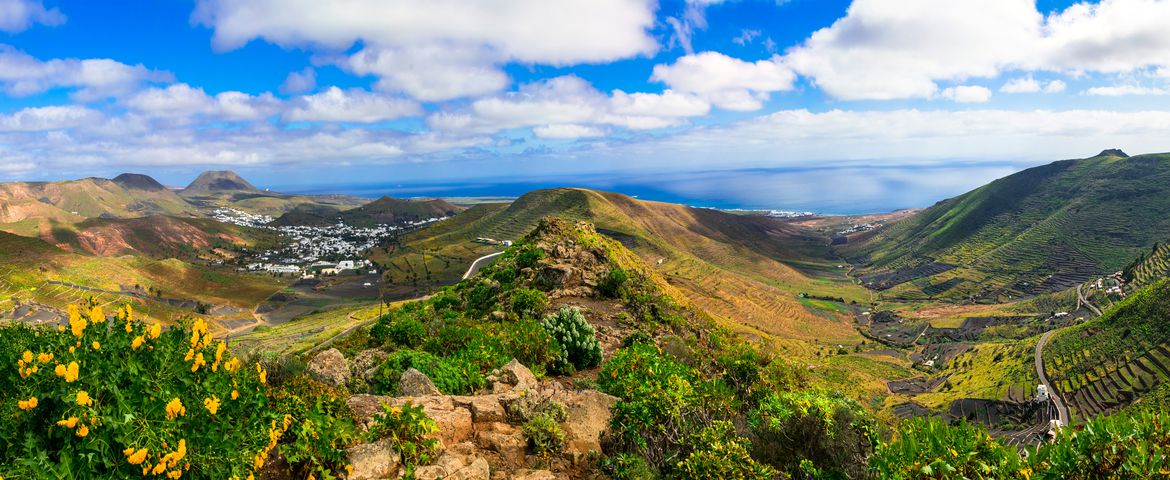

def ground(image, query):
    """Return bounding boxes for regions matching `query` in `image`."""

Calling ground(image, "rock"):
[414,443,490,480]
[558,390,619,457]
[351,349,387,377]
[348,395,474,448]
[494,359,537,390]
[307,348,350,387]
[399,368,443,396]
[513,470,560,480]
[473,422,526,462]
[346,438,401,480]
[455,395,507,424]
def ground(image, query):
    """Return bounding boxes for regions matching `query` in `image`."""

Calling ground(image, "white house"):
[337,260,356,270]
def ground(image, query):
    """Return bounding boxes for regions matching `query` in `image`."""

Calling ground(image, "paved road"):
[1036,330,1071,427]
[1077,283,1103,317]
[462,252,504,280]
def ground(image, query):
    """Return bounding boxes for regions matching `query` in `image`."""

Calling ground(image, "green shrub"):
[0,305,277,479]
[494,320,560,376]
[516,246,546,269]
[748,390,877,479]
[869,417,1024,479]
[522,413,567,456]
[366,401,440,474]
[599,268,630,298]
[371,350,484,395]
[386,317,427,348]
[604,453,659,480]
[542,306,602,374]
[1030,409,1170,478]
[675,421,777,480]
[510,288,548,320]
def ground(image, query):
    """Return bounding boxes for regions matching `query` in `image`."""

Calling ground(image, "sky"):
[4,0,1170,212]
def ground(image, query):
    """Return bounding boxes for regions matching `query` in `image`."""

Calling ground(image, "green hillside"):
[1042,279,1170,421]
[843,151,1170,302]
[274,196,462,227]
[1124,241,1170,288]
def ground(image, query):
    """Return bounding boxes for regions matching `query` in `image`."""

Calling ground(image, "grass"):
[230,302,388,357]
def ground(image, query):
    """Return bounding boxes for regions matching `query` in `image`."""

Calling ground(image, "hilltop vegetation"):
[843,151,1170,302]
[274,196,461,228]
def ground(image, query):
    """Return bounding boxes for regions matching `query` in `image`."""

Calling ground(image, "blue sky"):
[3,0,1170,211]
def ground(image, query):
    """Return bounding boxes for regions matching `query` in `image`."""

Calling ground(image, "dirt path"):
[1036,330,1071,426]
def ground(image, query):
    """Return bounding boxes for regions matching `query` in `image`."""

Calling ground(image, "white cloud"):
[279,67,316,94]
[0,45,171,99]
[733,29,762,46]
[284,87,421,123]
[533,124,606,139]
[0,106,102,132]
[0,0,64,33]
[651,51,795,110]
[193,0,658,101]
[782,0,1170,101]
[1045,80,1067,93]
[125,84,279,120]
[1001,76,1042,93]
[1083,85,1170,96]
[940,85,992,103]
[427,76,710,137]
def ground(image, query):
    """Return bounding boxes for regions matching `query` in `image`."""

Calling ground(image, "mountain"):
[111,173,168,192]
[273,196,462,227]
[840,151,1170,302]
[371,187,868,346]
[43,216,264,258]
[181,170,258,195]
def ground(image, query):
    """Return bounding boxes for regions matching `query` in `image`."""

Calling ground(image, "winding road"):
[462,252,504,280]
[1035,330,1070,427]
[1077,283,1103,317]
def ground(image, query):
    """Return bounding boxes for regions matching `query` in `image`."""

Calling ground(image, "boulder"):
[399,368,442,396]
[558,390,620,457]
[348,395,474,447]
[454,395,507,424]
[414,443,490,480]
[307,348,350,387]
[351,349,387,377]
[491,359,537,390]
[346,438,401,480]
[473,422,526,462]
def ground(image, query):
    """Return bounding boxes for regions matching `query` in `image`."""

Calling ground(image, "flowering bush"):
[365,401,439,475]
[0,304,281,479]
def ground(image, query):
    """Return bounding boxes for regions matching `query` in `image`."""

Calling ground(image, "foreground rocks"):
[345,360,616,479]
[307,348,351,387]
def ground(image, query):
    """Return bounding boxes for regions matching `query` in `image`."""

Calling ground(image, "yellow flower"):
[191,353,205,373]
[57,417,79,429]
[224,358,241,374]
[90,305,105,324]
[54,363,66,377]
[131,336,145,350]
[125,322,133,333]
[17,397,38,410]
[76,424,89,437]
[69,346,75,353]
[152,462,168,475]
[166,398,186,419]
[68,305,86,337]
[346,465,354,476]
[127,447,149,465]
[231,390,239,400]
[21,350,33,364]
[256,364,267,385]
[203,395,220,415]
[125,304,134,321]
[37,352,53,363]
[148,323,162,339]
[76,390,93,407]
[64,361,79,382]
[92,341,101,350]
[167,470,182,479]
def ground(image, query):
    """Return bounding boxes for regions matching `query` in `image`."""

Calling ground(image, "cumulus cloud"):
[940,85,992,103]
[533,124,606,139]
[782,0,1170,101]
[193,0,658,101]
[0,45,171,99]
[284,87,422,123]
[651,51,795,110]
[279,67,316,94]
[0,106,102,132]
[125,83,279,120]
[1083,85,1170,96]
[0,0,64,33]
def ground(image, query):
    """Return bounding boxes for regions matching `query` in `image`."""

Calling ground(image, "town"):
[212,207,448,277]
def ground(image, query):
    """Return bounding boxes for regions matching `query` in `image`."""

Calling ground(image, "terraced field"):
[1124,241,1170,288]
[1042,280,1170,421]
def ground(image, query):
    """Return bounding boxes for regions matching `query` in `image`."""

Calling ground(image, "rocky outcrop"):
[399,368,442,396]
[346,360,615,479]
[307,348,350,387]
[351,349,387,379]
[346,438,401,480]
